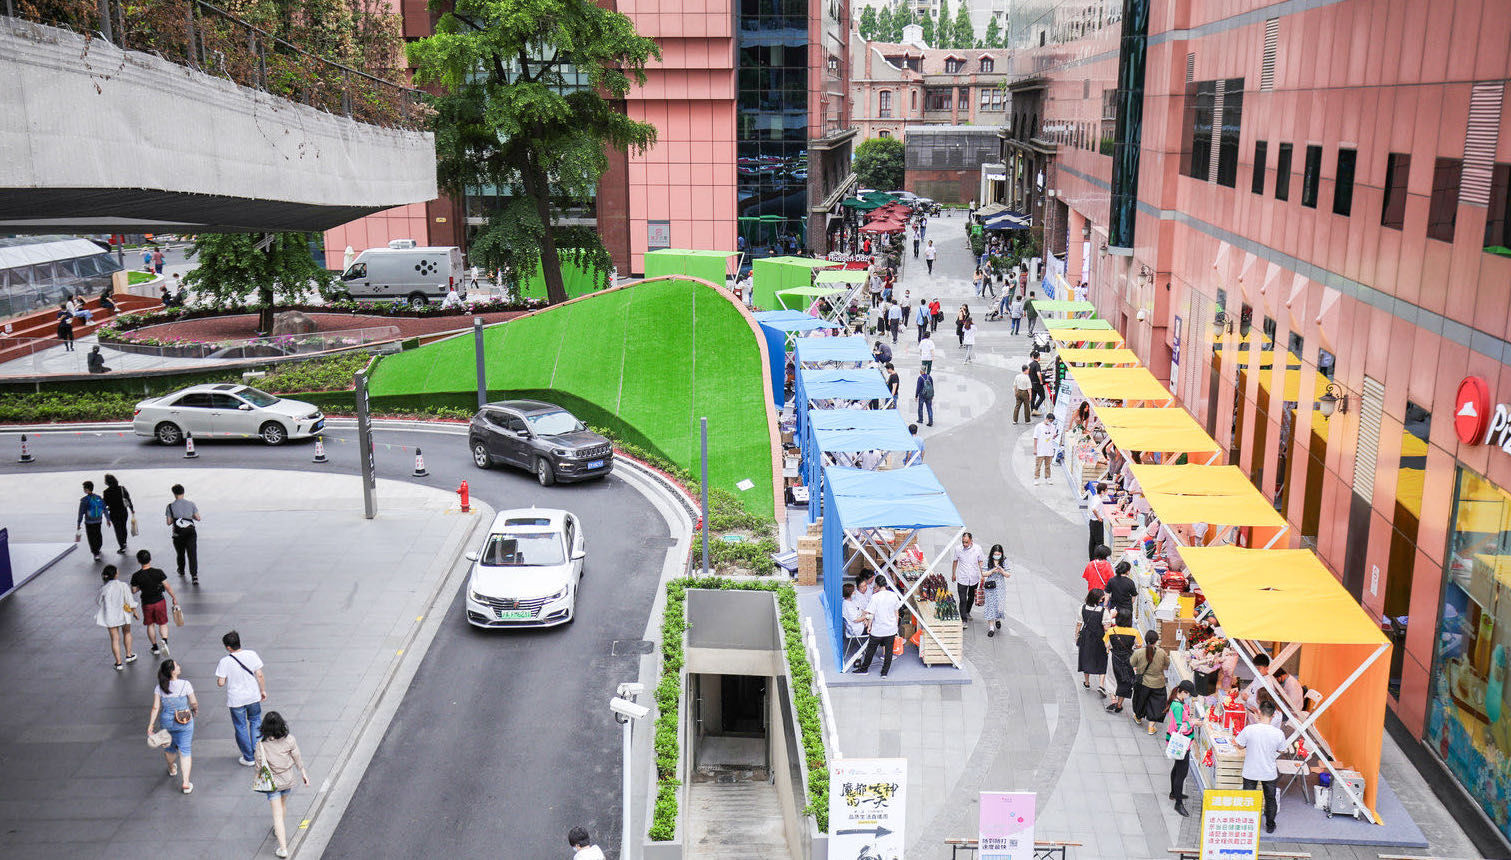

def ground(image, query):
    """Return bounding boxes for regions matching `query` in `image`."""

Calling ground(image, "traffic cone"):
[312,436,329,463]
[17,433,34,463]
[412,447,429,477]
[184,431,198,459]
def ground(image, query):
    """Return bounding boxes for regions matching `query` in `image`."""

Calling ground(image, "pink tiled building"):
[1008,0,1511,843]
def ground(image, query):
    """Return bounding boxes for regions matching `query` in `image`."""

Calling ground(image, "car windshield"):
[479,532,565,567]
[526,410,585,436]
[236,387,280,408]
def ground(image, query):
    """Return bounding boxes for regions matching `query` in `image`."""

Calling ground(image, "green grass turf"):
[370,279,773,515]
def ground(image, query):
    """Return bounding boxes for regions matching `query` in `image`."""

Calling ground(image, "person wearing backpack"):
[76,480,112,561]
[915,368,935,426]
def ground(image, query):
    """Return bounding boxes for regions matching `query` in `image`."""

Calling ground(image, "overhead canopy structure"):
[859,220,904,234]
[751,256,839,310]
[1069,365,1174,403]
[1041,316,1113,331]
[802,409,921,522]
[1029,299,1096,317]
[754,310,840,406]
[1050,328,1126,345]
[1178,546,1390,821]
[1128,464,1289,538]
[641,249,738,286]
[1093,406,1221,458]
[815,269,870,285]
[975,202,1008,218]
[776,285,849,309]
[793,367,890,439]
[1058,347,1141,366]
[794,335,871,367]
[842,197,882,211]
[984,211,1031,230]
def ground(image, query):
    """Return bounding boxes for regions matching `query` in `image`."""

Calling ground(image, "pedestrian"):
[929,297,942,332]
[1087,482,1107,560]
[1032,413,1058,485]
[869,271,883,307]
[216,630,268,766]
[982,544,1010,636]
[166,483,201,584]
[955,304,969,346]
[1028,351,1048,413]
[962,318,976,363]
[1075,280,1089,303]
[973,269,984,297]
[254,711,311,858]
[76,480,111,560]
[1082,544,1115,592]
[1075,588,1108,690]
[147,658,197,794]
[951,532,985,626]
[130,548,177,656]
[1009,293,1025,335]
[909,424,925,460]
[872,340,892,365]
[56,307,75,351]
[1106,560,1138,617]
[102,473,135,555]
[1024,290,1039,334]
[95,564,138,671]
[919,333,935,373]
[915,367,935,426]
[842,582,867,657]
[567,825,607,859]
[87,345,111,374]
[1013,365,1033,423]
[1167,680,1197,816]
[924,240,936,274]
[1131,630,1171,733]
[912,231,920,258]
[1234,699,1288,834]
[914,299,930,342]
[984,270,996,298]
[853,574,902,677]
[100,283,118,315]
[885,362,901,409]
[142,248,153,271]
[1104,608,1138,713]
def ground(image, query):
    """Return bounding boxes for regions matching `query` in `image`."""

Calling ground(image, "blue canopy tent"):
[753,310,841,406]
[820,465,967,672]
[793,335,871,368]
[792,368,891,444]
[984,211,1031,231]
[801,409,921,523]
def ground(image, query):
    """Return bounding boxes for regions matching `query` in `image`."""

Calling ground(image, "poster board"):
[829,758,907,860]
[978,791,1035,860]
[1199,788,1262,860]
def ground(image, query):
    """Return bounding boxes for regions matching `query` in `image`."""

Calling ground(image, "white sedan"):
[133,383,324,445]
[464,508,585,629]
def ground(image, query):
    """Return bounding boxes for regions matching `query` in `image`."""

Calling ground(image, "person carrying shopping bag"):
[147,658,197,794]
[1131,629,1171,733]
[95,564,137,671]
[1166,680,1197,817]
[253,711,310,858]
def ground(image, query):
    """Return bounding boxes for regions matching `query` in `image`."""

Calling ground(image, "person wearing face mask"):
[981,544,1011,636]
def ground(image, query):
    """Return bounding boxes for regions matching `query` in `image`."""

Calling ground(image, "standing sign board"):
[829,758,907,860]
[978,791,1035,860]
[1199,789,1262,860]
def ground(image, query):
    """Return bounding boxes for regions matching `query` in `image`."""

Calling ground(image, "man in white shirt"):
[567,825,606,859]
[214,630,267,766]
[924,240,937,274]
[1272,667,1305,714]
[919,334,935,373]
[859,448,882,471]
[1013,365,1033,423]
[1033,414,1059,485]
[1234,700,1289,833]
[1087,481,1107,560]
[1242,654,1278,719]
[842,582,867,657]
[886,300,902,344]
[854,575,903,677]
[951,532,986,625]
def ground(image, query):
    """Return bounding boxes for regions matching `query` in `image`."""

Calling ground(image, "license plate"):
[496,609,532,620]
[587,459,605,469]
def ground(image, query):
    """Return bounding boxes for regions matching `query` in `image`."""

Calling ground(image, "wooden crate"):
[913,602,963,666]
[797,549,819,586]
[1193,723,1246,789]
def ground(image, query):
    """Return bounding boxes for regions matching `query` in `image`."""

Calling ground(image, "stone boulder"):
[271,310,318,336]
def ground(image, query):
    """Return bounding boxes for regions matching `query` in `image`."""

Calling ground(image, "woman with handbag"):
[1075,588,1109,691]
[96,565,138,671]
[1104,608,1139,714]
[1130,629,1171,733]
[1166,680,1197,817]
[101,474,135,555]
[253,711,310,858]
[147,658,197,794]
[981,544,1010,636]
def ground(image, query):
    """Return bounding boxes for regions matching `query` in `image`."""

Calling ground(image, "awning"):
[823,465,964,529]
[755,311,841,406]
[796,368,891,402]
[815,269,871,285]
[974,202,1009,218]
[859,221,904,234]
[1129,464,1289,531]
[642,249,738,285]
[1041,317,1113,331]
[794,336,873,367]
[842,197,882,211]
[1058,347,1141,366]
[777,286,849,298]
[753,310,840,331]
[809,409,920,455]
[984,211,1031,230]
[1180,546,1386,645]
[1069,366,1173,403]
[1050,329,1126,345]
[1094,406,1221,455]
[1029,299,1095,316]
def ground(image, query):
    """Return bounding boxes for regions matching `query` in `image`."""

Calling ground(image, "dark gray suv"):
[468,400,613,486]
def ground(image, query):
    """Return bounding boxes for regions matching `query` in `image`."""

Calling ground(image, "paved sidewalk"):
[0,468,481,860]
[824,217,1481,859]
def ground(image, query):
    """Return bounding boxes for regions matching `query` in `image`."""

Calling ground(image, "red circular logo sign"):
[1455,376,1491,445]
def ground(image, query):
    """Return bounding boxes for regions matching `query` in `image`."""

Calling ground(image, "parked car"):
[133,383,324,445]
[463,508,585,628]
[468,400,613,486]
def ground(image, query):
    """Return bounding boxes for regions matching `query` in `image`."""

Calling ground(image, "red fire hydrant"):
[458,480,471,513]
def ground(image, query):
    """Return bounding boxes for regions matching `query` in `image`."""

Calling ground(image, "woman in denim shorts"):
[147,659,197,793]
[254,711,310,858]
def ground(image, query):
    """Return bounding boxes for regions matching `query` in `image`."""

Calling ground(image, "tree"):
[408,0,660,304]
[918,8,934,47]
[874,4,892,41]
[888,3,906,41]
[936,0,950,46]
[854,137,905,191]
[182,234,334,334]
[858,4,877,40]
[951,1,974,50]
[982,16,999,49]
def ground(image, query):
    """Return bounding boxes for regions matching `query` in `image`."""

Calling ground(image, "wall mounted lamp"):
[1317,382,1349,418]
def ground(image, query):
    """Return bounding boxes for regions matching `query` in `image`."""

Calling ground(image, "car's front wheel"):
[535,457,556,486]
[259,421,287,445]
[154,421,182,446]
[471,441,492,469]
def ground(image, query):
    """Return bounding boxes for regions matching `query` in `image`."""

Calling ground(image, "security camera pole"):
[611,683,647,857]
[354,369,377,519]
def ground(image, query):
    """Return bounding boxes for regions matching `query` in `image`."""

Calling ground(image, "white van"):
[338,242,465,305]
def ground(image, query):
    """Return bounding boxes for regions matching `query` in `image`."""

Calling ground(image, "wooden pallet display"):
[1191,722,1245,789]
[913,600,963,666]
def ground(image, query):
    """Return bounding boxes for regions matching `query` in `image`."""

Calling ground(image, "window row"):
[1181,78,1244,186]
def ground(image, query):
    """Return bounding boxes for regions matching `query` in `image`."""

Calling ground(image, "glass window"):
[1383,153,1410,229]
[1252,141,1268,195]
[979,57,994,73]
[1217,80,1243,187]
[479,531,566,566]
[1318,347,1335,379]
[1334,148,1357,216]
[925,89,951,111]
[945,58,964,74]
[879,90,892,118]
[958,88,969,111]
[1429,157,1462,242]
[1183,81,1215,181]
[1387,401,1431,695]
[1301,144,1322,208]
[1275,143,1292,201]
[1484,163,1511,254]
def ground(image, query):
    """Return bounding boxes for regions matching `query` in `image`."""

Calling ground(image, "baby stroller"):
[1031,329,1054,354]
[984,293,1010,322]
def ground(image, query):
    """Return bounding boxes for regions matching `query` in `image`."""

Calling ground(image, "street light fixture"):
[1317,382,1349,418]
[612,682,647,859]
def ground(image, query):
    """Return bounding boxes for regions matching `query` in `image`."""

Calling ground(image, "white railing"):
[800,615,842,760]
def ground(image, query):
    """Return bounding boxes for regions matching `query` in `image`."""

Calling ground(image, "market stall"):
[1027,299,1096,319]
[1041,317,1114,331]
[1050,329,1127,349]
[802,409,921,523]
[1128,463,1290,549]
[792,367,891,441]
[775,285,850,314]
[750,256,840,310]
[1057,347,1142,366]
[1090,406,1222,463]
[753,310,841,407]
[1067,365,1176,405]
[820,465,967,672]
[794,335,872,369]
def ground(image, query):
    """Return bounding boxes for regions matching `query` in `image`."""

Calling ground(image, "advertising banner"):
[829,758,907,860]
[978,791,1035,860]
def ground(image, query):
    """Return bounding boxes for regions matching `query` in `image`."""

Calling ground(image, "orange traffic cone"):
[312,436,329,463]
[17,433,34,463]
[184,431,198,459]
[412,447,428,477]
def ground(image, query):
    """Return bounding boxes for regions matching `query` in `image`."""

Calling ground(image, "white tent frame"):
[838,524,968,671]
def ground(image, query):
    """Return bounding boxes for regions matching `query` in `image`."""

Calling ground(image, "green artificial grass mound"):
[369,278,774,515]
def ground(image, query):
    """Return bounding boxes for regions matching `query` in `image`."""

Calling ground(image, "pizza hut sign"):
[1457,376,1511,451]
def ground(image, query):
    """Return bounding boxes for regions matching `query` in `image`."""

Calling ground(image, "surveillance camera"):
[1136,309,1147,322]
[617,682,645,699]
[610,697,650,721]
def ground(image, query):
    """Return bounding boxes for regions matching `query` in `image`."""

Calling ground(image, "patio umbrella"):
[859,220,903,234]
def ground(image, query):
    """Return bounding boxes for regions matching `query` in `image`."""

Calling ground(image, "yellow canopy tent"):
[1070,366,1174,404]
[1042,317,1114,331]
[1129,463,1289,544]
[1051,329,1126,346]
[1178,546,1390,822]
[1058,347,1141,366]
[1093,406,1221,459]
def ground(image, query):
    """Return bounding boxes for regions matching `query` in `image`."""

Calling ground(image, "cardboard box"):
[797,535,822,554]
[781,430,795,446]
[1160,617,1196,649]
[797,549,820,586]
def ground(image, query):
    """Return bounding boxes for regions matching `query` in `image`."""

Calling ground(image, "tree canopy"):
[182,234,334,333]
[858,4,877,39]
[982,16,1000,49]
[408,0,659,303]
[854,137,905,191]
[949,1,974,50]
[918,8,934,46]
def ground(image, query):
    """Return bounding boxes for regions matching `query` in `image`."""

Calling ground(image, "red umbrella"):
[859,220,903,234]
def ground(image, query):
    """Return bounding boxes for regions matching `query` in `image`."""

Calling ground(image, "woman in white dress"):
[95,564,137,670]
